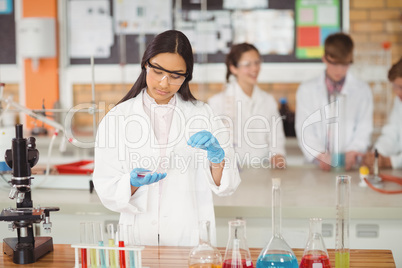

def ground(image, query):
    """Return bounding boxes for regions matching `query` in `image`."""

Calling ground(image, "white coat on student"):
[208,79,286,165]
[375,97,402,168]
[295,71,373,163]
[93,90,240,246]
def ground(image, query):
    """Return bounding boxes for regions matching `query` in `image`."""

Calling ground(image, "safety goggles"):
[146,60,188,86]
[237,59,262,69]
[324,55,353,67]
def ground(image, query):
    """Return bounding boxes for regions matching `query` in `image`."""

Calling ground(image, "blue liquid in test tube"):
[129,251,135,268]
[98,241,106,268]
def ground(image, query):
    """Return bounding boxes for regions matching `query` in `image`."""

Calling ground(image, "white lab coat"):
[208,80,286,166]
[375,97,402,169]
[93,90,240,246]
[295,71,373,162]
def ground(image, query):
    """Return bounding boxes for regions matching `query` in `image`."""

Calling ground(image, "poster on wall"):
[223,0,268,10]
[231,9,294,55]
[68,0,114,58]
[113,0,172,34]
[295,0,340,59]
[176,10,232,55]
[0,0,12,14]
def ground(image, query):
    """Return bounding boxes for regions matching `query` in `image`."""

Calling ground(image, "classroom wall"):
[2,1,402,133]
[68,1,402,132]
[349,0,402,60]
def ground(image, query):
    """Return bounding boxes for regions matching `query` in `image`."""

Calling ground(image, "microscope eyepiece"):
[15,124,23,139]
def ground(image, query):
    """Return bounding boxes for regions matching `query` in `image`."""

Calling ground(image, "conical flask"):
[222,219,253,268]
[188,220,222,268]
[300,218,331,268]
[256,178,298,268]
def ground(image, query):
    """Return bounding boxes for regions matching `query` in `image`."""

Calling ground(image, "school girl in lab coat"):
[208,43,286,168]
[93,30,240,246]
[364,58,402,169]
[295,33,373,171]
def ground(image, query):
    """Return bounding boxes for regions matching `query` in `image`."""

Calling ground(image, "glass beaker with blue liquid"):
[256,178,298,268]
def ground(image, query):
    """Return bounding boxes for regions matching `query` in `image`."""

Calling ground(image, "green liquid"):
[109,239,117,268]
[335,251,350,268]
[90,248,97,267]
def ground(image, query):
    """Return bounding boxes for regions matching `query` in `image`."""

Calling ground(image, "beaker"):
[335,175,350,268]
[256,178,298,268]
[300,218,331,268]
[188,220,222,268]
[223,219,253,268]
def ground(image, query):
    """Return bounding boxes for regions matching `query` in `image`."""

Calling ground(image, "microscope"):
[0,124,59,264]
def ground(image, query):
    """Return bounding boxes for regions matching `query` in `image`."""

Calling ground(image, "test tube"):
[89,223,98,268]
[107,224,117,268]
[118,224,126,268]
[80,222,88,268]
[93,222,106,268]
[126,224,136,268]
[335,175,350,268]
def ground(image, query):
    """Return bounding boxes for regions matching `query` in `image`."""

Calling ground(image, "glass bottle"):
[256,178,298,268]
[188,220,222,268]
[300,218,331,268]
[222,219,253,268]
[335,175,350,268]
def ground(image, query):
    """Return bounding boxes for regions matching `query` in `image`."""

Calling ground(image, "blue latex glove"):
[130,168,167,187]
[187,130,225,163]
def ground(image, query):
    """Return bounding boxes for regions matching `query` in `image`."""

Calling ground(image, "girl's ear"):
[229,64,238,77]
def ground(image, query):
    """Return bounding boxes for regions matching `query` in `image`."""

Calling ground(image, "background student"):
[363,57,402,170]
[208,43,286,169]
[295,32,373,171]
[93,30,240,247]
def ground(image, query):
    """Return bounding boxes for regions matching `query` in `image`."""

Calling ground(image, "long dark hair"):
[225,43,259,82]
[388,57,402,82]
[118,30,196,104]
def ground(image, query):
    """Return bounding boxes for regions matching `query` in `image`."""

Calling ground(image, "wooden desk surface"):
[0,244,396,267]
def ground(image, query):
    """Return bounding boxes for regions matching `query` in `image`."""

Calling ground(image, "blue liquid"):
[331,153,345,168]
[256,254,298,268]
[129,251,136,268]
[98,241,107,268]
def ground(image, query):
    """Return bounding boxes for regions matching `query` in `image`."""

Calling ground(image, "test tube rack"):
[71,244,145,268]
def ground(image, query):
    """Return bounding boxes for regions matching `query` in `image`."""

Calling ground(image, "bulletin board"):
[67,0,344,65]
[0,0,16,64]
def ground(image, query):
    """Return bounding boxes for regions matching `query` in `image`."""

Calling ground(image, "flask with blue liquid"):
[256,178,298,268]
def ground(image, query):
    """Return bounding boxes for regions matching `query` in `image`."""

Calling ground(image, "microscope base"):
[3,237,54,264]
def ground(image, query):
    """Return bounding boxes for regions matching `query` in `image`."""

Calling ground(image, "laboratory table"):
[0,244,396,267]
[213,166,402,219]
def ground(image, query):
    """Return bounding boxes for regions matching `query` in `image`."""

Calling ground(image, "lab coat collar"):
[143,88,177,116]
[227,80,261,104]
[319,71,353,99]
[129,89,188,159]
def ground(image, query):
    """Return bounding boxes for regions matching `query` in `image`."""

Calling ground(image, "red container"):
[54,160,94,175]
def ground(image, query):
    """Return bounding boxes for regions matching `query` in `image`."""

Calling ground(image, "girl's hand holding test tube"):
[187,130,225,163]
[130,168,167,187]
